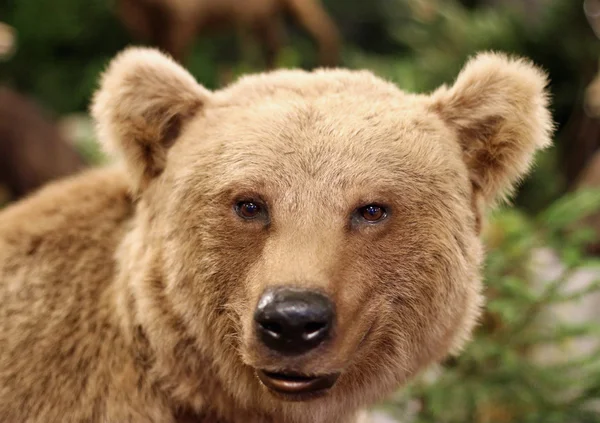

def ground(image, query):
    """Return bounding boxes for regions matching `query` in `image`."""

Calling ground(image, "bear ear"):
[428,52,554,207]
[91,47,209,193]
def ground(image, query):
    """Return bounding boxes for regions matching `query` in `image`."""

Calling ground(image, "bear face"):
[92,49,552,421]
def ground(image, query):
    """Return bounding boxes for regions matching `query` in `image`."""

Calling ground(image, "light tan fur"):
[0,48,552,423]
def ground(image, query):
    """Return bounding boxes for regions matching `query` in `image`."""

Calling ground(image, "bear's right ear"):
[91,47,209,192]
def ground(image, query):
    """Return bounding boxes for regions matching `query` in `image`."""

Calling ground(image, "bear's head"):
[92,48,552,421]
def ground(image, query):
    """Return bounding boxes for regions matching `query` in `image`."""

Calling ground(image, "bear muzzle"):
[252,287,340,398]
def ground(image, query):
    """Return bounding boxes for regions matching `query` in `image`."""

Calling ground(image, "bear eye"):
[236,201,262,220]
[358,204,387,223]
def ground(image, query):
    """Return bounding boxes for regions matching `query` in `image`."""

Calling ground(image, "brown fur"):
[116,0,341,68]
[0,48,552,423]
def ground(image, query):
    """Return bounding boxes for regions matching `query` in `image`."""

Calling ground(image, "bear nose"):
[254,287,334,355]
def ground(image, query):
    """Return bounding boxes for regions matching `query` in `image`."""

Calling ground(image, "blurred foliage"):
[0,0,129,113]
[380,190,600,423]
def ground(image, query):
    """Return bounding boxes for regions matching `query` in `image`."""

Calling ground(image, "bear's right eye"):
[356,204,388,224]
[235,201,262,220]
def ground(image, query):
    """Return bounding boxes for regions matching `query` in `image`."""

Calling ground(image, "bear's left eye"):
[357,204,387,223]
[235,201,263,220]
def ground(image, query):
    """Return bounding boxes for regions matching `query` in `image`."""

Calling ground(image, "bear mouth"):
[256,370,340,399]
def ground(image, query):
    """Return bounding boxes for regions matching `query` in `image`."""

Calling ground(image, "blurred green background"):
[1,0,600,422]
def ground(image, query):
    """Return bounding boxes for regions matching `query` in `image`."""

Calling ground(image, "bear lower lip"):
[256,370,340,397]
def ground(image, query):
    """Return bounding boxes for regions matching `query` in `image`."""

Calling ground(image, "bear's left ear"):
[91,47,209,192]
[428,52,554,207]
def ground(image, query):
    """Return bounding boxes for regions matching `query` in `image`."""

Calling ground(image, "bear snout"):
[253,287,335,356]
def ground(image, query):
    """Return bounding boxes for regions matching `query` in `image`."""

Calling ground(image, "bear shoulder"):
[0,166,132,244]
[0,166,168,421]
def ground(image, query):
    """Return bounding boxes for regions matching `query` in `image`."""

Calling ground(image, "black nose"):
[254,287,334,355]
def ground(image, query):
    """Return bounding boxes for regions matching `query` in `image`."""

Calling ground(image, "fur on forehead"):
[221,53,553,211]
[212,67,405,106]
[91,47,552,211]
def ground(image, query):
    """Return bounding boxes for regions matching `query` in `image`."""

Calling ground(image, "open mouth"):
[256,369,340,399]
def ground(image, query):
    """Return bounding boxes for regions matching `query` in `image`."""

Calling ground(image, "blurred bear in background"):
[116,0,341,68]
[0,87,86,202]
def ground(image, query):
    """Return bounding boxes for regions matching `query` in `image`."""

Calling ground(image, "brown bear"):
[0,48,552,423]
[116,0,341,67]
[0,87,86,201]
